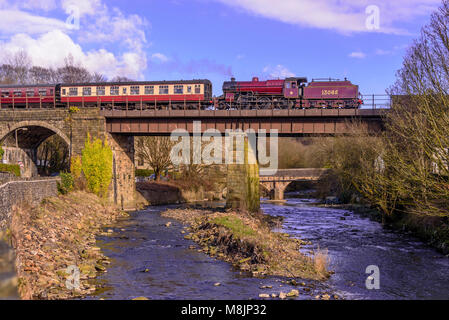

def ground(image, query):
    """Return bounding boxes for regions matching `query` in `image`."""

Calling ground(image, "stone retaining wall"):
[0,179,59,231]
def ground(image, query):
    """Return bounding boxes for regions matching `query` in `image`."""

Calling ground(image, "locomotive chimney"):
[231,77,236,82]
[252,77,259,82]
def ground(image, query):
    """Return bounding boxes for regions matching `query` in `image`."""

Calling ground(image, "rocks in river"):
[165,222,172,227]
[260,285,272,289]
[322,294,331,300]
[132,296,150,300]
[287,289,299,297]
[271,293,277,298]
[289,279,298,286]
[279,292,287,299]
[325,196,339,205]
[258,293,270,298]
[214,282,221,286]
[94,263,106,272]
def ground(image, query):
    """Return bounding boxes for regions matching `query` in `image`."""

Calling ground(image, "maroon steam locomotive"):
[218,77,362,109]
[0,76,362,110]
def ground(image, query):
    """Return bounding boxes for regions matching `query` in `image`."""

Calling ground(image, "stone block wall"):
[0,179,59,231]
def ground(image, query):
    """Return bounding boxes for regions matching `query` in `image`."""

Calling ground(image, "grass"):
[162,208,330,280]
[0,163,21,177]
[211,215,257,238]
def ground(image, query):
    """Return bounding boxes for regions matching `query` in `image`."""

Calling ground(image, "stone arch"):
[0,121,70,178]
[0,121,70,148]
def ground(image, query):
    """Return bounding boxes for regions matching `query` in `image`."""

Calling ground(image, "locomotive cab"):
[283,77,307,99]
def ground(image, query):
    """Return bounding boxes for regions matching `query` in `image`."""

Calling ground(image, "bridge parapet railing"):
[360,94,391,110]
[100,108,386,118]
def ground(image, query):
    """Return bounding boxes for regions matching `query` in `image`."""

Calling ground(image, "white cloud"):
[263,65,295,78]
[21,0,57,11]
[0,29,146,80]
[0,9,69,35]
[0,0,148,79]
[216,0,441,34]
[349,51,366,59]
[61,0,104,17]
[151,53,170,63]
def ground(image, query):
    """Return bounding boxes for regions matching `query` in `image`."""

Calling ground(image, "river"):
[87,196,449,300]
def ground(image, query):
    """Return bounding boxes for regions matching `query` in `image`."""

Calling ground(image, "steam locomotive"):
[219,77,362,109]
[0,76,362,110]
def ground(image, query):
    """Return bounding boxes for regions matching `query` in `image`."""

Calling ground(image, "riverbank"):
[136,181,225,207]
[7,191,126,299]
[161,208,329,280]
[319,202,449,255]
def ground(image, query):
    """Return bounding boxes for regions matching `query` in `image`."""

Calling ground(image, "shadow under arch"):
[0,121,70,149]
[0,121,71,177]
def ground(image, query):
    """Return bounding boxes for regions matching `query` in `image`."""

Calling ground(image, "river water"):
[88,196,449,300]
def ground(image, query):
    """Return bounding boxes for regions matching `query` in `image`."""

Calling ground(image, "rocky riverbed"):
[7,191,126,299]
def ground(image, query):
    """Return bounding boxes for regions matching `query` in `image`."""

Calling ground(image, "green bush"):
[82,134,113,198]
[57,172,74,195]
[0,144,4,160]
[135,169,154,177]
[0,163,21,177]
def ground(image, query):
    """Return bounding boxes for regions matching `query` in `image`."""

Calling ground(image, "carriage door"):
[284,81,299,98]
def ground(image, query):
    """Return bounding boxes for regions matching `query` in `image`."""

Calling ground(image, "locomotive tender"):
[0,76,362,110]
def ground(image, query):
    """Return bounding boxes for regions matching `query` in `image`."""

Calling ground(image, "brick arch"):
[0,121,70,149]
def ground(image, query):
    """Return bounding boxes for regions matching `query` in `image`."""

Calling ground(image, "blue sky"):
[0,0,443,95]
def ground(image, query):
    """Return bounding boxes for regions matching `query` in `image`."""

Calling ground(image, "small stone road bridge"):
[259,168,329,200]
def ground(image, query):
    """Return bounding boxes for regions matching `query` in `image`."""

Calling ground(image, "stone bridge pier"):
[0,109,136,209]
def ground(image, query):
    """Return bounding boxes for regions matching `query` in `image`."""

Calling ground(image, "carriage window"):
[187,86,192,93]
[110,86,119,95]
[39,90,47,96]
[123,87,127,94]
[194,85,201,94]
[144,86,154,95]
[14,91,22,97]
[97,86,105,95]
[83,87,92,96]
[50,89,54,95]
[26,91,34,97]
[1,91,9,97]
[174,85,183,94]
[69,88,78,96]
[62,89,66,95]
[159,85,169,94]
[130,86,140,95]
[285,82,291,89]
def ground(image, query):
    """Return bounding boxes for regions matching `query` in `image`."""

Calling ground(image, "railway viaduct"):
[0,107,385,211]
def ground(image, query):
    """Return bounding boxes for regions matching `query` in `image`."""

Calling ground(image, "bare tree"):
[135,136,175,181]
[384,0,449,217]
[110,76,133,82]
[5,50,32,84]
